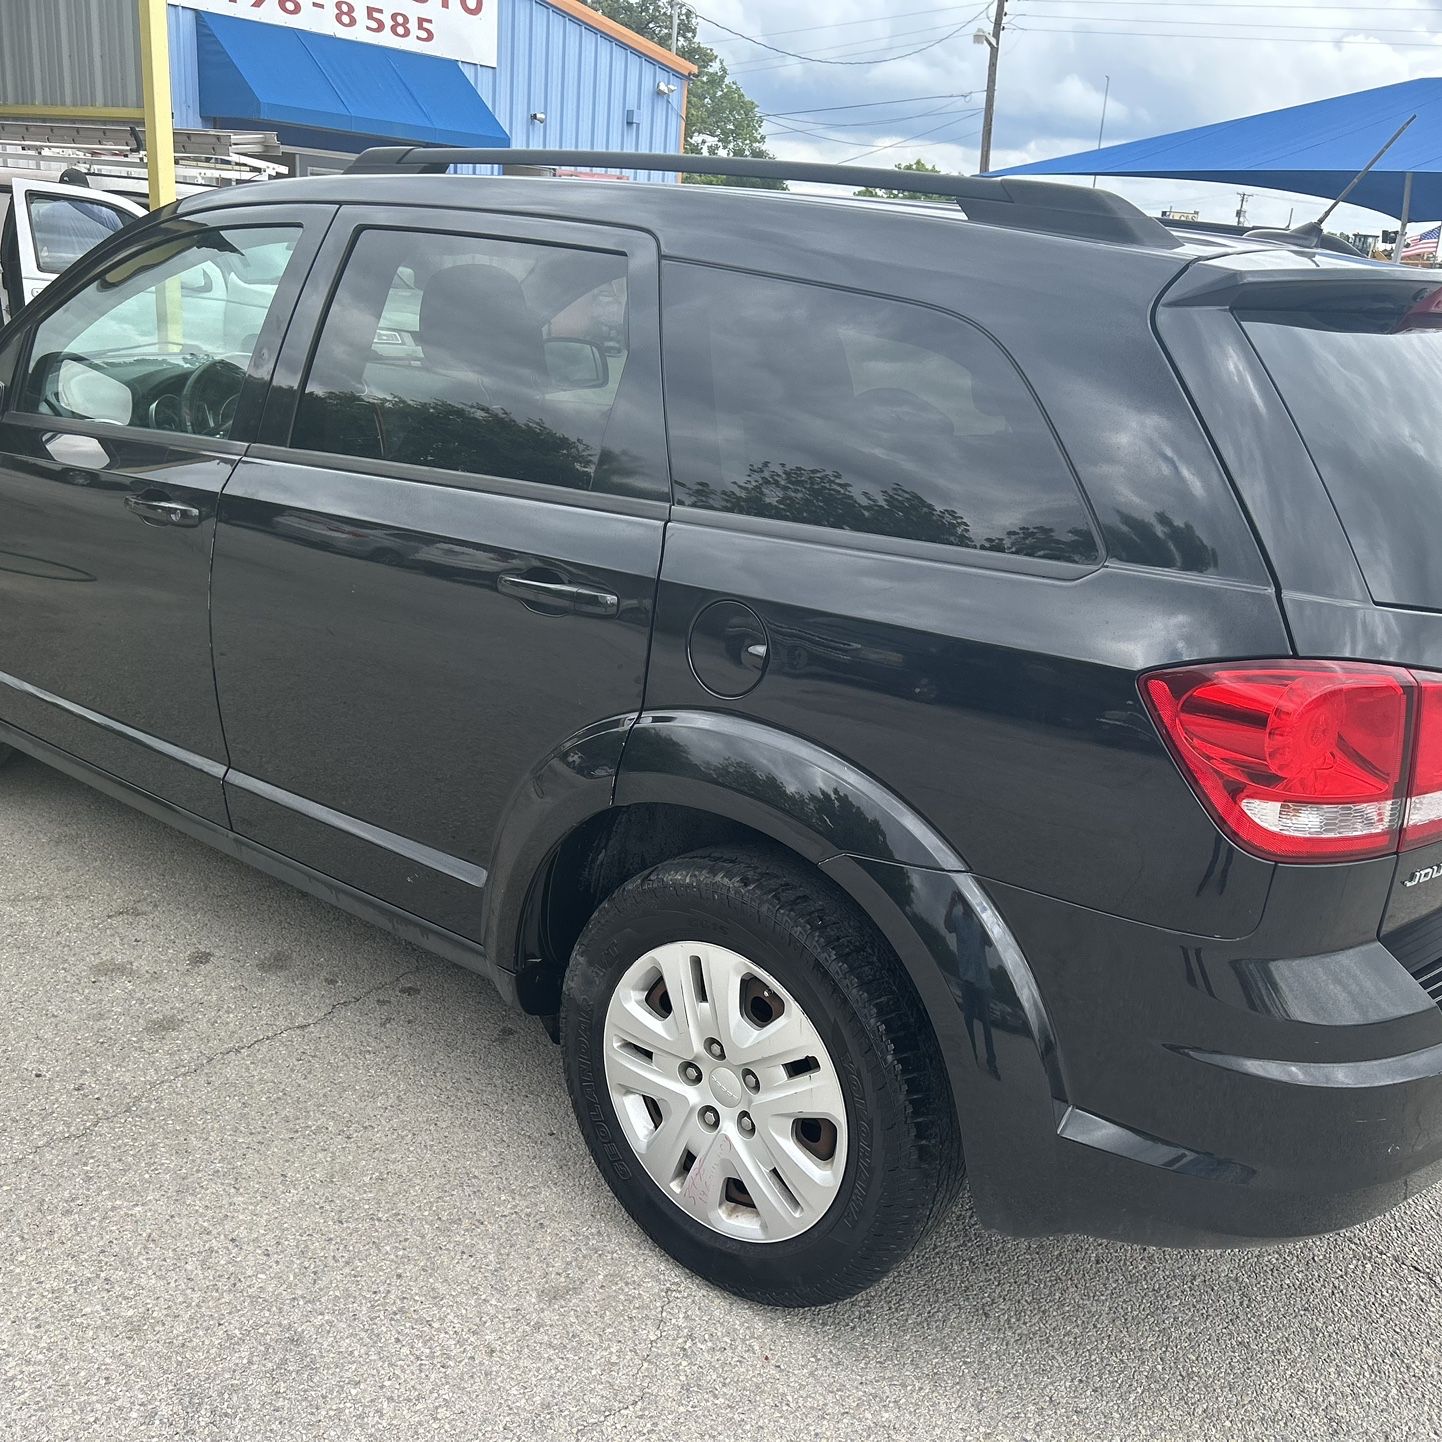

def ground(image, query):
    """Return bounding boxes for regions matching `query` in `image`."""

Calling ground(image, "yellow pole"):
[137,0,176,210]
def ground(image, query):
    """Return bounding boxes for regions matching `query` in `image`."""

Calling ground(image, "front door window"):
[16,225,301,439]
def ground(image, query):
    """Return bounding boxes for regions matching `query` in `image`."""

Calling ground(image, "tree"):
[855,158,945,201]
[588,1,784,188]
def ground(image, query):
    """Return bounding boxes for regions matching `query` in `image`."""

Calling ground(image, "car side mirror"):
[55,357,133,424]
[544,337,609,391]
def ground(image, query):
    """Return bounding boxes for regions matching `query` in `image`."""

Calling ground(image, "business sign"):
[174,0,499,68]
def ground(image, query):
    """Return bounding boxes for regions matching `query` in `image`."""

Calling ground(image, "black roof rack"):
[1163,216,1364,257]
[343,147,1181,249]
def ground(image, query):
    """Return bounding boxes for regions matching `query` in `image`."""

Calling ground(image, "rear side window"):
[662,264,1098,563]
[1243,293,1442,609]
[293,228,629,492]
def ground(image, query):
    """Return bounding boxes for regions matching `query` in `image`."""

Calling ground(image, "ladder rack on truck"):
[0,120,287,191]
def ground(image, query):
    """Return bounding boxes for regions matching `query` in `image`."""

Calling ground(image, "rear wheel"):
[561,845,961,1307]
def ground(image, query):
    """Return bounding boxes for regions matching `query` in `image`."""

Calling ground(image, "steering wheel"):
[179,358,247,439]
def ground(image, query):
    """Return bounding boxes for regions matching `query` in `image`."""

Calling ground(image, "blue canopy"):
[196,13,509,153]
[989,78,1442,220]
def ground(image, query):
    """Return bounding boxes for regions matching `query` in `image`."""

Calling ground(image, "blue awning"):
[988,78,1442,221]
[196,13,509,152]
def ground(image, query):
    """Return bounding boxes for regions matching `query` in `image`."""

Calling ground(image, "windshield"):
[1243,287,1442,610]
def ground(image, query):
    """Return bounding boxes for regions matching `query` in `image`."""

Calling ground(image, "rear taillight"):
[1141,661,1442,863]
[1405,679,1442,848]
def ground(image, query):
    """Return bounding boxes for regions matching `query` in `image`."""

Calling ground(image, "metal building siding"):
[168,6,204,129]
[0,0,142,109]
[461,0,686,180]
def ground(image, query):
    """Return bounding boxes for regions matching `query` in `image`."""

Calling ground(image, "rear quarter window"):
[1242,290,1442,610]
[660,263,1099,564]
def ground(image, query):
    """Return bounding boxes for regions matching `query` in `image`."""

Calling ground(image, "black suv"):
[5,149,1442,1308]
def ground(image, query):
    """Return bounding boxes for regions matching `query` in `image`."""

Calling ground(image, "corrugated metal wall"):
[0,0,141,109]
[169,6,202,128]
[172,0,686,174]
[464,0,688,180]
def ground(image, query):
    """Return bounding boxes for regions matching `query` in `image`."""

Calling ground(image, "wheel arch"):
[485,708,973,1011]
[486,710,1066,1228]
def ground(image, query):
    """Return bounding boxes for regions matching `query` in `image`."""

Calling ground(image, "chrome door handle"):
[125,496,202,528]
[498,574,620,617]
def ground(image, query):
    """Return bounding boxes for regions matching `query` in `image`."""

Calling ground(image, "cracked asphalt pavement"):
[5,752,1442,1441]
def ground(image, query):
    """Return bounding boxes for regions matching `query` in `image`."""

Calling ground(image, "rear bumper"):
[960,872,1442,1246]
[1046,1067,1442,1247]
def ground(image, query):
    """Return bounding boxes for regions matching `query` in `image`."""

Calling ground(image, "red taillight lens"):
[1404,678,1442,848]
[1142,662,1413,862]
[1395,286,1442,332]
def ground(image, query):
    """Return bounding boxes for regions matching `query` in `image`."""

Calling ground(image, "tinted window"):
[28,194,128,273]
[293,228,629,491]
[662,264,1098,563]
[1244,296,1442,609]
[19,224,300,438]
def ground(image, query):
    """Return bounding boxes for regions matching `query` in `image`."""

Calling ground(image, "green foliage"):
[587,1,785,188]
[855,158,946,201]
[681,461,1097,563]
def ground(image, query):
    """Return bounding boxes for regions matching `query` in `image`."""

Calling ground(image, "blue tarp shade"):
[989,77,1442,220]
[196,13,509,152]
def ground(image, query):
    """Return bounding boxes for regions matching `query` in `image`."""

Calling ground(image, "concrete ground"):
[2,751,1440,1442]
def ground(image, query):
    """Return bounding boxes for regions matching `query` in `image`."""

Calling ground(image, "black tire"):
[561,845,962,1307]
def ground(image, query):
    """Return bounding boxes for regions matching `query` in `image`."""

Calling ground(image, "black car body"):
[5,150,1442,1302]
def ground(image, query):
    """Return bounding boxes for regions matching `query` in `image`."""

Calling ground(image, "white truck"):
[0,121,286,322]
[0,173,146,322]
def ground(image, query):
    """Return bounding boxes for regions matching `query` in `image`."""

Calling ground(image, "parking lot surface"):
[3,752,1441,1441]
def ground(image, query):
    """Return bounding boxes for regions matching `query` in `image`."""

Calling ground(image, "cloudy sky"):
[689,0,1442,238]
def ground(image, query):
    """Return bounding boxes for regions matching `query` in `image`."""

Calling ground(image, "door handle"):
[498,574,620,618]
[125,495,202,529]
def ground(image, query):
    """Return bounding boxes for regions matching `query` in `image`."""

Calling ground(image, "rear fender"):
[615,710,1066,1227]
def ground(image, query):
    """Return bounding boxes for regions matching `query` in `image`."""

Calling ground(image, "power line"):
[840,112,987,163]
[761,94,977,119]
[769,105,982,136]
[768,105,983,145]
[709,5,985,46]
[710,0,1438,46]
[727,18,987,74]
[1015,21,1442,44]
[692,6,987,65]
[1013,10,1442,33]
[1022,0,1439,8]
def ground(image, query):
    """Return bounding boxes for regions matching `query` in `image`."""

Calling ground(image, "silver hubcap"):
[602,941,849,1243]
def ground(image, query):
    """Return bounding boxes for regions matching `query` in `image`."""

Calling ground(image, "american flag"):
[1402,224,1442,261]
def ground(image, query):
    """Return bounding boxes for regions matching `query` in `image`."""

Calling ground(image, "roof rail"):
[1162,216,1364,257]
[343,147,1181,249]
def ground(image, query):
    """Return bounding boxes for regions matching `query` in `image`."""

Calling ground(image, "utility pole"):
[670,0,684,56]
[1235,190,1252,227]
[977,0,1006,174]
[137,0,176,210]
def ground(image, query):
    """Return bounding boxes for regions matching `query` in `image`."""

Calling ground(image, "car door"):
[0,202,331,821]
[0,179,146,321]
[209,207,669,939]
